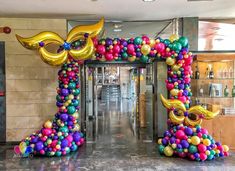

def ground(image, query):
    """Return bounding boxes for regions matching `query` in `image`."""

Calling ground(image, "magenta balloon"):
[127,44,135,54]
[113,44,121,53]
[155,43,165,53]
[97,45,106,55]
[105,53,114,61]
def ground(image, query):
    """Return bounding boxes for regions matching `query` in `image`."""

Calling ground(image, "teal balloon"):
[122,52,128,59]
[68,82,76,89]
[72,100,79,107]
[59,126,69,133]
[56,95,63,102]
[73,89,80,96]
[55,151,62,157]
[163,39,171,46]
[140,55,149,63]
[207,154,213,160]
[134,37,142,45]
[158,145,165,154]
[67,106,76,114]
[172,42,182,52]
[178,37,188,47]
[177,148,183,153]
[189,145,198,154]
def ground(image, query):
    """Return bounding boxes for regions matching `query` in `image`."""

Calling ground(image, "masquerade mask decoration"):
[16,18,104,66]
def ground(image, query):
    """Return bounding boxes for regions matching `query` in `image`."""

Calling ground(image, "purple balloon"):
[56,102,63,107]
[178,84,185,90]
[177,144,182,149]
[60,113,68,122]
[136,52,142,58]
[35,141,44,151]
[162,138,168,146]
[121,40,128,47]
[177,54,184,60]
[184,127,193,136]
[105,38,113,46]
[31,137,39,143]
[61,139,69,148]
[61,88,69,96]
[67,121,73,126]
[181,140,189,148]
[164,131,171,137]
[73,132,81,142]
[170,137,176,144]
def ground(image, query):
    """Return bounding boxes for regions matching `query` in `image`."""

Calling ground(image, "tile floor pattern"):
[1,100,235,171]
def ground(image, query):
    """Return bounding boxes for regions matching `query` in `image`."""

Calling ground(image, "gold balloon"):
[128,56,136,62]
[16,18,104,66]
[172,64,181,71]
[169,34,179,42]
[164,146,174,157]
[184,116,202,127]
[170,89,179,96]
[166,57,176,66]
[149,39,155,47]
[188,105,219,120]
[141,44,151,55]
[44,120,53,129]
[160,94,186,112]
[169,110,184,124]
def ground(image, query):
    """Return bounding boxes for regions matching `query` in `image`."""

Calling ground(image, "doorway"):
[81,62,156,145]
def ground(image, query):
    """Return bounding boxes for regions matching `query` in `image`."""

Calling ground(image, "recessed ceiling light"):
[113,28,122,32]
[143,0,155,2]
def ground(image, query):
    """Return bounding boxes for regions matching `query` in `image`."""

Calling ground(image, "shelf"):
[192,96,235,99]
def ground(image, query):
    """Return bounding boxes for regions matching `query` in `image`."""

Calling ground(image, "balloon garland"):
[15,18,229,160]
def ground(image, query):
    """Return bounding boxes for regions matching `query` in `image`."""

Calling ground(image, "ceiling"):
[1,0,235,20]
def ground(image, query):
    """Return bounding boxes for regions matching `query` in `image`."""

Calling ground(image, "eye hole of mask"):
[70,38,87,50]
[44,43,62,54]
[174,109,184,116]
[188,113,199,121]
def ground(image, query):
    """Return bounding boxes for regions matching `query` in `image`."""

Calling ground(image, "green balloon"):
[72,100,79,107]
[189,145,198,154]
[210,150,215,156]
[168,44,173,49]
[159,145,165,154]
[202,134,207,139]
[59,126,69,133]
[163,39,171,46]
[134,37,142,45]
[140,55,149,63]
[68,82,76,89]
[178,37,188,47]
[122,52,128,59]
[207,154,213,160]
[73,89,80,96]
[172,42,182,52]
[55,151,62,157]
[67,106,76,114]
[177,148,183,153]
[56,95,63,102]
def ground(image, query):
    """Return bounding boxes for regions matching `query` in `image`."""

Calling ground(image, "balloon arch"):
[14,18,229,161]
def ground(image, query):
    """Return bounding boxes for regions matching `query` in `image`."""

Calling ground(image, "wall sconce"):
[0,26,11,34]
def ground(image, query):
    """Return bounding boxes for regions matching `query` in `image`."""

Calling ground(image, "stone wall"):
[0,18,66,141]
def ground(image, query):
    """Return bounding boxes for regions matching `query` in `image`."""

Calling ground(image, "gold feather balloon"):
[16,18,104,66]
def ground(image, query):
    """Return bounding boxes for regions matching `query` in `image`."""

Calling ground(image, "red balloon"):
[113,44,121,53]
[105,53,114,61]
[127,44,135,54]
[97,45,106,55]
[155,43,165,53]
[198,144,207,153]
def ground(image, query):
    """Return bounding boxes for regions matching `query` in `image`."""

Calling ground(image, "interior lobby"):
[1,0,235,170]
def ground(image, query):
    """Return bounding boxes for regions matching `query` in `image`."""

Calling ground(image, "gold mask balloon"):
[160,94,219,126]
[16,18,104,66]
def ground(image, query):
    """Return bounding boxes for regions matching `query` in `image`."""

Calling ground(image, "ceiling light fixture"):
[143,0,155,2]
[113,28,122,32]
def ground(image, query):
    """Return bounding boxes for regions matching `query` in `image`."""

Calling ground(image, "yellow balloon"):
[170,89,179,96]
[160,94,186,112]
[169,110,184,125]
[164,146,174,157]
[171,64,181,72]
[184,116,202,127]
[19,142,27,154]
[166,57,176,66]
[158,138,162,145]
[223,145,229,152]
[141,44,151,55]
[44,120,52,129]
[128,56,136,62]
[149,39,155,48]
[169,34,179,42]
[203,139,211,146]
[191,136,201,145]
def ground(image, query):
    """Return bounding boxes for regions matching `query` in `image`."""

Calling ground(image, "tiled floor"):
[0,100,235,171]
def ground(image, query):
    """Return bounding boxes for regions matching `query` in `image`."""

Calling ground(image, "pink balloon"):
[127,44,135,54]
[178,96,186,103]
[184,56,193,65]
[113,44,121,53]
[175,130,185,139]
[200,128,208,135]
[166,83,174,90]
[105,53,114,61]
[198,144,207,153]
[42,128,52,136]
[199,153,207,161]
[92,37,98,47]
[14,146,21,154]
[97,45,106,55]
[184,77,191,84]
[66,135,73,142]
[155,43,165,53]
